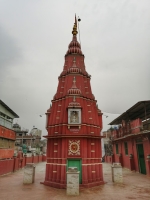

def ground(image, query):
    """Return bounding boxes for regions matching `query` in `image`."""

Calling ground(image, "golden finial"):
[72,14,78,35]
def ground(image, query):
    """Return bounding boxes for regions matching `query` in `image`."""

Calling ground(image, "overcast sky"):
[0,0,150,136]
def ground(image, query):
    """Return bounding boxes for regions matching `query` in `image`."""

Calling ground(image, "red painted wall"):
[0,149,14,159]
[107,138,150,177]
[0,125,16,159]
[42,155,47,162]
[109,117,150,176]
[0,155,47,176]
[45,137,104,188]
[105,156,114,164]
[39,156,42,162]
[33,156,39,163]
[0,126,16,140]
[25,156,33,163]
[0,159,14,175]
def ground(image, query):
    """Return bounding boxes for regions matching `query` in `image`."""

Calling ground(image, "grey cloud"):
[0,27,21,67]
[0,0,150,134]
[0,26,21,70]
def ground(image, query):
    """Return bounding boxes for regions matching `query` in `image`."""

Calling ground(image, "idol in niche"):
[70,111,79,123]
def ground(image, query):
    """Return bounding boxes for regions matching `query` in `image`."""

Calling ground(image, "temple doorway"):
[67,159,82,183]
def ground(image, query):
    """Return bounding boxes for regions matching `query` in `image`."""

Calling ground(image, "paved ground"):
[0,162,150,200]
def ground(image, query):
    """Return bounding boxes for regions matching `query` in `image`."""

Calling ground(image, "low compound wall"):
[0,155,46,176]
[0,159,14,175]
[105,156,114,164]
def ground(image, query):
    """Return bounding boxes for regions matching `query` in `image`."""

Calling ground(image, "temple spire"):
[72,14,78,35]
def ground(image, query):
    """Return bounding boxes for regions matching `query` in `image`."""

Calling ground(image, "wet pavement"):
[0,162,150,200]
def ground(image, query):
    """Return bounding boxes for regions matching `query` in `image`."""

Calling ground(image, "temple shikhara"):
[43,16,104,188]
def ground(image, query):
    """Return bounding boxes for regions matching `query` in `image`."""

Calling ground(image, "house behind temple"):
[14,124,41,149]
[103,130,113,156]
[0,99,19,159]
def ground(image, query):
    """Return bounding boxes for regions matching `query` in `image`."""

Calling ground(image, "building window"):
[124,142,128,155]
[116,144,119,154]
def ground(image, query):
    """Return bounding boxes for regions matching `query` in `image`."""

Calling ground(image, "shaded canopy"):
[109,101,150,125]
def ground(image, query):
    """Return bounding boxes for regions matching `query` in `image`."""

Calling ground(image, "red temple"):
[43,16,104,188]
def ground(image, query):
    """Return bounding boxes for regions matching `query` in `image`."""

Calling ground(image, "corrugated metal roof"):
[109,100,150,125]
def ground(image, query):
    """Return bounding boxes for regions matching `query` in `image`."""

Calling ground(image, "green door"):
[67,159,82,184]
[137,144,146,174]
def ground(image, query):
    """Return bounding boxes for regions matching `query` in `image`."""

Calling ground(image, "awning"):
[109,101,150,125]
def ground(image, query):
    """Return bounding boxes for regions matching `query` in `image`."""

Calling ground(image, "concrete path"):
[0,162,150,200]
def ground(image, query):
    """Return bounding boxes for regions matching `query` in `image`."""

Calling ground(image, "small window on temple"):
[116,144,119,154]
[124,142,128,155]
[68,109,81,124]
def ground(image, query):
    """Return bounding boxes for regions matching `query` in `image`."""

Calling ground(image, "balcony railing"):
[112,118,150,140]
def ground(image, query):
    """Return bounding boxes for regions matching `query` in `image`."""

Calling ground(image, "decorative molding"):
[47,163,67,165]
[46,158,102,160]
[48,124,100,128]
[68,140,80,155]
[82,163,102,165]
[47,158,66,160]
[52,95,96,103]
[59,73,90,79]
[82,158,102,160]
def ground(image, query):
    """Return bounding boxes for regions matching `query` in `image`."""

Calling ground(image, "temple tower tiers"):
[43,16,104,188]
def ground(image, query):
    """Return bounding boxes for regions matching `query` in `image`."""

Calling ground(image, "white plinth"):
[67,167,79,195]
[112,163,123,183]
[23,163,35,184]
